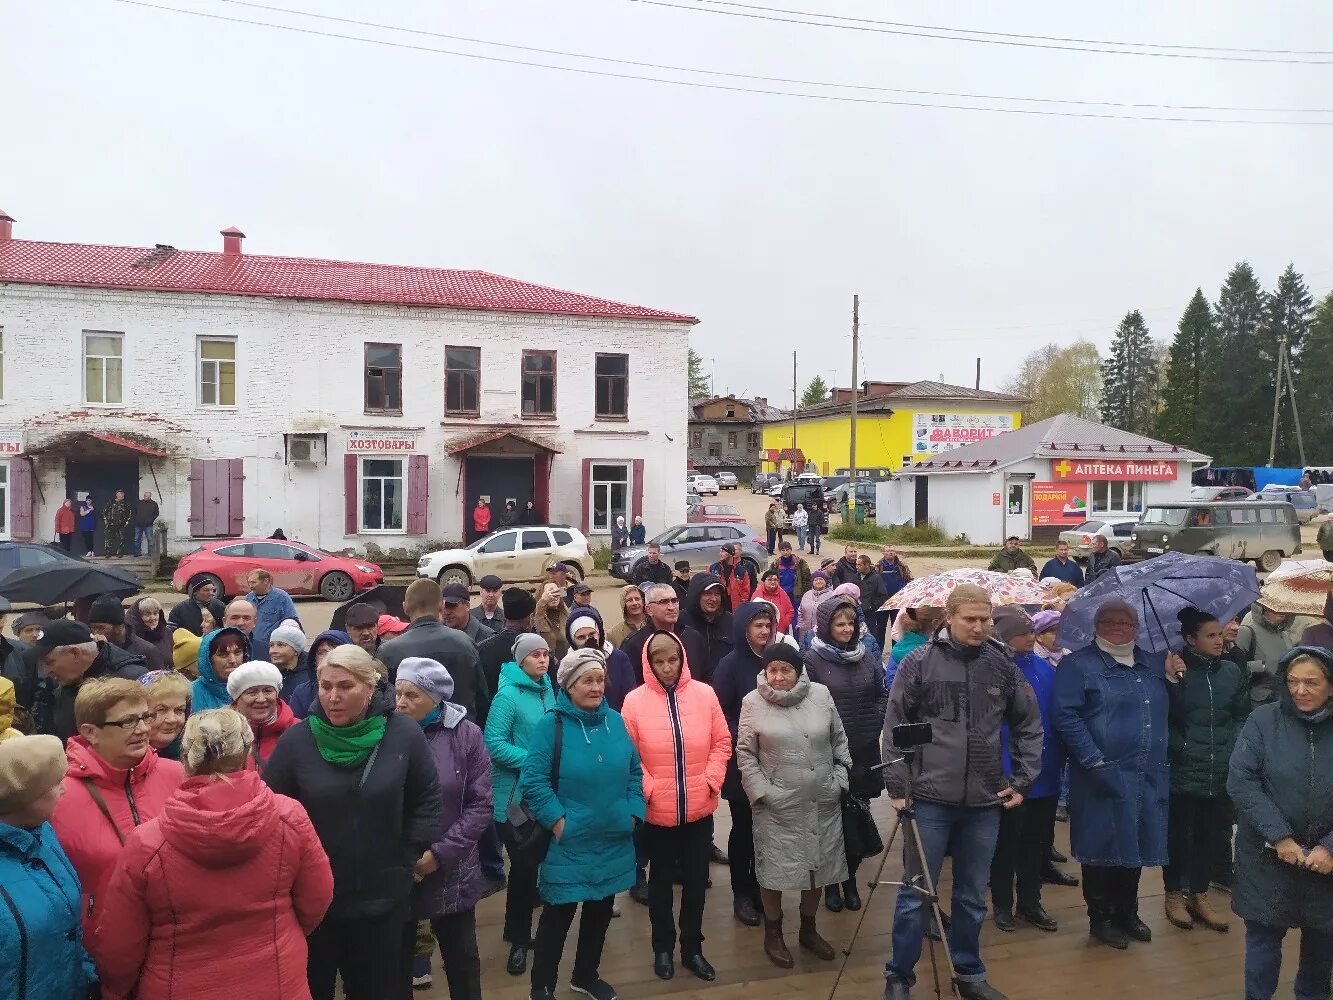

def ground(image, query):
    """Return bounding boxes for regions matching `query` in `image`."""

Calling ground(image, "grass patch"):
[828,521,951,545]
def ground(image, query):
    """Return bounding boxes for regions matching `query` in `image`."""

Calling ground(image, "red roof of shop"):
[0,236,697,323]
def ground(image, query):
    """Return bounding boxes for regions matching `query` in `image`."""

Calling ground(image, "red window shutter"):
[631,458,645,524]
[533,453,550,524]
[580,458,591,534]
[188,459,205,536]
[344,453,358,535]
[406,454,429,535]
[227,459,245,536]
[9,459,33,540]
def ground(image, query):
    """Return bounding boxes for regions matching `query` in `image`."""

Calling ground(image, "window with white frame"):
[589,463,629,533]
[0,463,8,540]
[84,331,123,404]
[198,337,237,406]
[1089,480,1145,514]
[361,458,405,532]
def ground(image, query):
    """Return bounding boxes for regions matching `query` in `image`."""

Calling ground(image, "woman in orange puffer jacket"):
[621,630,731,984]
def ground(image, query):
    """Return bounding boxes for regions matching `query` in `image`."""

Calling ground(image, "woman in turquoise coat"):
[520,647,644,1000]
[483,634,556,976]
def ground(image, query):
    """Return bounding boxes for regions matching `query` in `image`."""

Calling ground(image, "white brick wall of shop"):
[0,284,689,554]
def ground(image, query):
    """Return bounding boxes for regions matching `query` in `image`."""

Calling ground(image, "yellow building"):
[761,380,1026,476]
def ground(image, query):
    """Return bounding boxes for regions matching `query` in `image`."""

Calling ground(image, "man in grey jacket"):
[881,583,1042,1000]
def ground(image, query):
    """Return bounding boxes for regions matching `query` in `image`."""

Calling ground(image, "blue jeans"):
[887,801,1001,986]
[808,527,821,553]
[133,524,153,556]
[795,526,807,550]
[1245,920,1333,1000]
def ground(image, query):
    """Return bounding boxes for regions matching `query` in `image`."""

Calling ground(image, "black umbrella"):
[329,584,408,632]
[0,563,141,605]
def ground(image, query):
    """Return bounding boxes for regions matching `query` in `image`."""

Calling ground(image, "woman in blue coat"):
[519,647,645,1000]
[0,735,96,1000]
[1054,598,1169,951]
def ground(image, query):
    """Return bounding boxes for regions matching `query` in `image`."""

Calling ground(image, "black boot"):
[506,943,529,975]
[842,877,862,911]
[733,895,762,926]
[992,906,1016,932]
[1116,907,1152,942]
[956,982,1009,1000]
[824,882,844,912]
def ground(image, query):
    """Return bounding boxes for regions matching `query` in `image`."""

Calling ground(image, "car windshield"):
[1140,507,1188,526]
[1073,521,1104,532]
[647,529,678,546]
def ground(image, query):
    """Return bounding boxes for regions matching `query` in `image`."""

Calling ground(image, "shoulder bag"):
[499,715,563,868]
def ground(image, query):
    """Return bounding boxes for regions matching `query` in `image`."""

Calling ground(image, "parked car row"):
[1056,519,1139,560]
[610,522,767,581]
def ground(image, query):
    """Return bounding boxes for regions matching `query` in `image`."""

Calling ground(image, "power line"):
[189,0,1333,115]
[685,0,1333,58]
[104,0,1333,125]
[632,0,1333,65]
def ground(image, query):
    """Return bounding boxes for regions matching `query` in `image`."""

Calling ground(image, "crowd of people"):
[1,528,1332,1000]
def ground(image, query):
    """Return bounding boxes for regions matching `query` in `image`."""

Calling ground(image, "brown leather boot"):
[1164,891,1194,929]
[1187,892,1230,932]
[763,917,794,969]
[798,914,836,961]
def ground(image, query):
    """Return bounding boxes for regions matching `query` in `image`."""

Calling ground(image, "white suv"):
[686,474,720,496]
[417,525,590,588]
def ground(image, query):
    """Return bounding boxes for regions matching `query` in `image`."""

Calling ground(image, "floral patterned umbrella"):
[886,568,1050,611]
[1258,561,1333,617]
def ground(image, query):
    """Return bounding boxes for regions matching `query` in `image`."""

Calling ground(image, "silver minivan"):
[1129,501,1301,571]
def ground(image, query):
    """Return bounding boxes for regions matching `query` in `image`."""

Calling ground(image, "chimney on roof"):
[221,226,245,256]
[0,211,13,242]
[755,396,767,407]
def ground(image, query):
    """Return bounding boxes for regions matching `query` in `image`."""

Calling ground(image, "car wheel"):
[188,573,226,600]
[437,566,473,589]
[319,571,355,602]
[1258,549,1283,573]
[562,562,584,583]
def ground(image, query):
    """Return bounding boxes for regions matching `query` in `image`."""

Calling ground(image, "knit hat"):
[0,735,68,813]
[343,603,381,628]
[88,595,126,627]
[396,657,455,704]
[34,619,93,657]
[992,605,1035,642]
[557,646,607,691]
[377,615,409,638]
[832,582,862,601]
[512,633,549,666]
[190,577,217,596]
[761,642,805,672]
[503,587,537,621]
[173,629,202,671]
[811,570,830,585]
[1031,610,1062,635]
[269,624,307,655]
[226,661,284,701]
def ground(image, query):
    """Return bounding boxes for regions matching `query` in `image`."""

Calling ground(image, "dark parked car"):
[752,473,781,494]
[780,481,827,525]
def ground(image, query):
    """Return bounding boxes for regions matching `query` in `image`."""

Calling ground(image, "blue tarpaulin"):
[1252,467,1303,490]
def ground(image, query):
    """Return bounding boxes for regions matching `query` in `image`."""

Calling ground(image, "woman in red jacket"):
[620,631,732,984]
[50,677,186,955]
[758,569,797,636]
[226,661,298,773]
[94,708,334,1000]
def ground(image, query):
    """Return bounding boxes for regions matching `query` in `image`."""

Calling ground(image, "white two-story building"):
[0,211,695,555]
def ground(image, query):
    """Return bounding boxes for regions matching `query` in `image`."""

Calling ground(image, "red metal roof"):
[89,431,168,457]
[0,238,697,323]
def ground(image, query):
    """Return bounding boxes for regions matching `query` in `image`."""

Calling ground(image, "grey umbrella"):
[0,562,141,606]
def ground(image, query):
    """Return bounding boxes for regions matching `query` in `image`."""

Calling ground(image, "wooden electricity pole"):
[791,350,798,475]
[850,294,860,499]
[1267,336,1309,468]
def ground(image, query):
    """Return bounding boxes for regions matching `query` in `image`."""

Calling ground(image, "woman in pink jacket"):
[93,708,334,1000]
[621,630,731,985]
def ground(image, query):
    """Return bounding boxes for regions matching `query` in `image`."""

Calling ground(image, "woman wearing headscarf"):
[611,516,630,551]
[520,647,645,1000]
[535,583,570,661]
[189,626,250,711]
[1054,598,1169,951]
[262,645,443,1000]
[801,596,886,913]
[1031,609,1068,667]
[139,670,190,762]
[609,585,648,649]
[485,634,556,976]
[50,678,186,956]
[621,631,731,982]
[738,642,850,969]
[127,597,174,671]
[226,661,298,775]
[394,657,493,1000]
[1228,646,1333,1000]
[819,582,882,665]
[797,570,836,644]
[94,709,334,1000]
[0,734,95,1000]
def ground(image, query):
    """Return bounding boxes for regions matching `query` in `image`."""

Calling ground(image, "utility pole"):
[1267,336,1309,468]
[975,358,981,391]
[791,350,798,476]
[1267,336,1284,468]
[849,295,860,508]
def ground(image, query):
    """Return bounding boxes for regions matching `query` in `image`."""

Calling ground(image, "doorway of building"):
[913,476,929,527]
[1005,479,1031,541]
[65,460,139,556]
[464,457,535,542]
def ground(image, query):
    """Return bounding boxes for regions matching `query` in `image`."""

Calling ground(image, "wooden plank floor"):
[419,797,1292,999]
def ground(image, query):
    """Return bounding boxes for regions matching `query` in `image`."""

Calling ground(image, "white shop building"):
[0,212,696,555]
[875,413,1208,545]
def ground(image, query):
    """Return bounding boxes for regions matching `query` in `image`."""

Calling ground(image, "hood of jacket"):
[1276,645,1333,723]
[499,657,554,695]
[308,629,352,659]
[159,770,279,867]
[685,571,730,621]
[195,626,251,688]
[566,606,608,648]
[422,701,469,732]
[638,629,694,693]
[731,600,774,658]
[126,599,169,644]
[64,734,167,788]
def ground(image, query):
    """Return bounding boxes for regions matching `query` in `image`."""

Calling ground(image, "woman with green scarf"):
[263,644,442,1000]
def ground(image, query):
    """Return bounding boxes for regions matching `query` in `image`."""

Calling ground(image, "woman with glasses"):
[49,677,185,959]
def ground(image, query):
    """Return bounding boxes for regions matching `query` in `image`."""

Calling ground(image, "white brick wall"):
[0,284,690,554]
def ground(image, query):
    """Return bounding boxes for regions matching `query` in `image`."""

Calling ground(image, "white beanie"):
[227,661,284,701]
[269,624,307,655]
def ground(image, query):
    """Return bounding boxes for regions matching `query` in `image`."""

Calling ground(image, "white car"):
[716,471,739,490]
[416,525,590,588]
[687,474,720,496]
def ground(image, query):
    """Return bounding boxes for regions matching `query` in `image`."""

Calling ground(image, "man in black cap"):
[547,562,578,607]
[167,578,228,637]
[30,619,146,741]
[88,594,167,671]
[440,582,488,645]
[478,587,536,698]
[343,602,381,656]
[471,575,506,634]
[569,582,594,609]
[672,560,692,603]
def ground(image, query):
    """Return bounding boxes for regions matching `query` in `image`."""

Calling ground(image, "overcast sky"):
[5,0,1333,403]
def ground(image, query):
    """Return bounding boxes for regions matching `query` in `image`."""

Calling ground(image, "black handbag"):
[841,791,884,861]
[499,715,563,868]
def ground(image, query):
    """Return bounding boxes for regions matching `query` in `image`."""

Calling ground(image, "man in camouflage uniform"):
[102,489,133,557]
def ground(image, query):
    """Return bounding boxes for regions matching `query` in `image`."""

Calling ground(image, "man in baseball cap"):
[441,583,488,645]
[472,575,506,634]
[569,582,594,608]
[30,619,147,741]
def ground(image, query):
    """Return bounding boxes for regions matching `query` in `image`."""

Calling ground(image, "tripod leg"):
[906,813,960,995]
[824,808,907,1000]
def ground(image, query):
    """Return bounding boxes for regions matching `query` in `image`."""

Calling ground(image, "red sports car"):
[172,538,384,602]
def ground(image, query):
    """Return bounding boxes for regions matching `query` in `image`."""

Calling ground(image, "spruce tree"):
[1198,263,1268,464]
[1296,291,1333,464]
[1099,310,1158,434]
[1155,289,1216,450]
[800,375,830,407]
